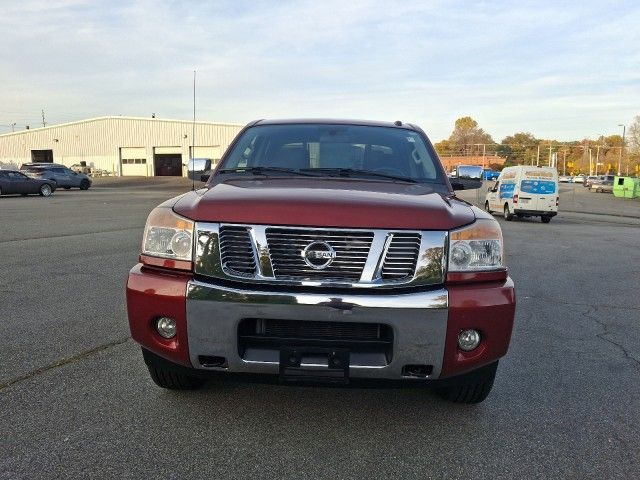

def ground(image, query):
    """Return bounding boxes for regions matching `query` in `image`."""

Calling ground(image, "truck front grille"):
[194,223,447,288]
[266,228,374,281]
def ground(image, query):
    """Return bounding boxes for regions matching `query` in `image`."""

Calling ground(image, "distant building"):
[0,116,243,176]
[439,155,506,172]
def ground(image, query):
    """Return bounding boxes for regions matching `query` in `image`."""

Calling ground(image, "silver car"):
[20,163,92,190]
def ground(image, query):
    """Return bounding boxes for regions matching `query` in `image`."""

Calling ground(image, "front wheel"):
[437,361,498,404]
[503,204,513,221]
[541,216,552,223]
[142,349,204,390]
[80,179,90,190]
[39,184,52,197]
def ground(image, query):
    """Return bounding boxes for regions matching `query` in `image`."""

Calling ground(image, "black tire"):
[503,204,513,221]
[64,186,71,190]
[437,362,498,404]
[147,363,205,390]
[80,179,90,190]
[142,349,204,390]
[541,216,552,223]
[484,201,491,213]
[39,184,52,197]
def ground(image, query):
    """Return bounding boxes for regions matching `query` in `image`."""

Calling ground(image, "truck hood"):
[173,178,475,230]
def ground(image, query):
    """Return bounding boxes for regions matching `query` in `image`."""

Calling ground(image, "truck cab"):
[485,165,558,223]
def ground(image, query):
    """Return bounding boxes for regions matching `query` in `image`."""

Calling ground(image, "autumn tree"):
[497,132,539,165]
[435,117,494,156]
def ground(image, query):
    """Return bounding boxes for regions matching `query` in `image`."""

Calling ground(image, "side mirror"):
[200,173,211,182]
[188,158,211,180]
[487,187,493,192]
[451,179,482,191]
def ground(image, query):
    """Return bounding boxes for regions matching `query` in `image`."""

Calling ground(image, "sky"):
[1,0,638,141]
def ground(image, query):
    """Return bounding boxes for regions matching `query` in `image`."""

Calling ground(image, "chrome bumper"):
[186,280,449,380]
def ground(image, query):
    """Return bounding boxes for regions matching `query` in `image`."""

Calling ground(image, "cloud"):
[1,0,639,140]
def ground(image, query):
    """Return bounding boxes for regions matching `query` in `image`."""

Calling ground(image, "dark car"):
[20,163,92,190]
[0,170,57,197]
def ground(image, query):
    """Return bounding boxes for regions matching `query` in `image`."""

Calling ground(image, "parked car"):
[127,119,515,404]
[558,175,572,183]
[485,165,559,223]
[0,170,56,196]
[583,176,599,188]
[20,163,92,190]
[573,174,586,184]
[590,179,614,193]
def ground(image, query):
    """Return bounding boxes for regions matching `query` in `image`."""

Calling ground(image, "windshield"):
[219,124,444,184]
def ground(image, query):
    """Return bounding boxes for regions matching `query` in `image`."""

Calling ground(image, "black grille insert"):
[238,319,393,363]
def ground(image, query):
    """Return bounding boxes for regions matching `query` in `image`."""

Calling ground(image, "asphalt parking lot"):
[1,178,639,479]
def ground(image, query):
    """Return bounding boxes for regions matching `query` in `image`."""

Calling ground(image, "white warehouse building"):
[0,116,243,176]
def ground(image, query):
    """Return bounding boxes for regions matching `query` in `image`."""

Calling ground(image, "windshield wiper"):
[217,166,318,177]
[300,168,418,183]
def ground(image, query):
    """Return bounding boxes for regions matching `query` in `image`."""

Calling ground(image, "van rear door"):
[519,170,557,212]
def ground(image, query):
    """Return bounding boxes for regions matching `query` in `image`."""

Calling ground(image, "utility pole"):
[536,145,540,166]
[595,144,601,176]
[589,148,592,175]
[41,109,46,127]
[548,143,553,167]
[563,148,567,176]
[482,143,486,169]
[618,124,626,176]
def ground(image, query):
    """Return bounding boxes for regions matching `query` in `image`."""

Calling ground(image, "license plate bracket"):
[279,347,350,385]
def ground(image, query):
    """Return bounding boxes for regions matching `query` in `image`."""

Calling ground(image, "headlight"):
[142,207,194,261]
[448,219,504,272]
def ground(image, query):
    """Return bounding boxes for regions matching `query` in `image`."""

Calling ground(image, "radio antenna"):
[191,69,196,191]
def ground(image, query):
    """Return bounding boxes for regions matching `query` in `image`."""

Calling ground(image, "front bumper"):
[127,265,515,381]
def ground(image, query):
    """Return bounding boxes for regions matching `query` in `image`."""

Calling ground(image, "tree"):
[499,132,539,165]
[442,116,494,155]
[628,116,640,154]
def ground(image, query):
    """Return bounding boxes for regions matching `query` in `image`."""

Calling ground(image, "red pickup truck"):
[127,119,515,403]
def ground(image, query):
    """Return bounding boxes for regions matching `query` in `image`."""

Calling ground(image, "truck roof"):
[250,118,423,132]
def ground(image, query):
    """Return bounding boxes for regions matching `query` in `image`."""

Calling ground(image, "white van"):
[485,166,559,223]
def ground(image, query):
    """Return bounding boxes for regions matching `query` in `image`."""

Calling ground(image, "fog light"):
[458,329,481,351]
[156,317,177,339]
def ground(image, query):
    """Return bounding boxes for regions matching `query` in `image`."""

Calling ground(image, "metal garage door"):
[120,147,148,176]
[154,147,183,176]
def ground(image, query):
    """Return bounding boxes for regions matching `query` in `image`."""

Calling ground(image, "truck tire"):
[437,361,498,404]
[143,349,204,390]
[503,204,513,221]
[541,216,552,223]
[484,201,491,213]
[80,179,90,190]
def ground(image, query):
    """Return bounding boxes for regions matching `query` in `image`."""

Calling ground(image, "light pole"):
[618,124,626,176]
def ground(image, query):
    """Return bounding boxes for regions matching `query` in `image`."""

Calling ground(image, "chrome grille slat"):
[219,226,257,276]
[381,233,421,280]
